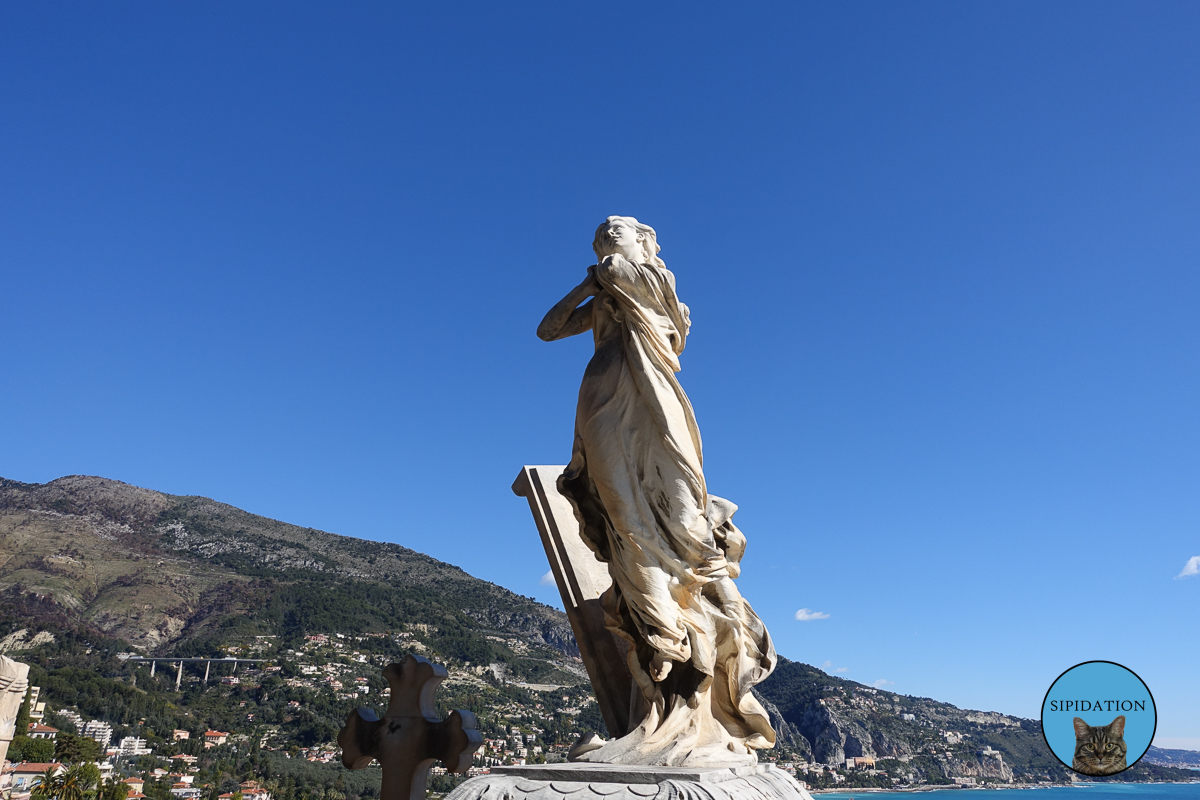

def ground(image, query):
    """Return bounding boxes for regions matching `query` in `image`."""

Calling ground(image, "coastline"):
[809,778,1200,796]
[809,785,1073,794]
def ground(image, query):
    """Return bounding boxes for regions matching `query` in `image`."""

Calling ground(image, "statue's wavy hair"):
[593,216,667,269]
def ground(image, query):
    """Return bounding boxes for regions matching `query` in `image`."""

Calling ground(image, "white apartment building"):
[83,720,114,750]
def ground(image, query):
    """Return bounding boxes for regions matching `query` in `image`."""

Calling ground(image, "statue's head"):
[593,216,665,267]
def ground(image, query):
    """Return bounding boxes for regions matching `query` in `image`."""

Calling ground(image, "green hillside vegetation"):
[2,474,1195,794]
[3,596,601,800]
[1,586,595,750]
[0,475,575,670]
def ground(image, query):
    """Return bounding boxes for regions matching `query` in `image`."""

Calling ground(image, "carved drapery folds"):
[541,218,777,767]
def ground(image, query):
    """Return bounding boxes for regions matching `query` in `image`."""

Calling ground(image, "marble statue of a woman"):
[537,217,777,768]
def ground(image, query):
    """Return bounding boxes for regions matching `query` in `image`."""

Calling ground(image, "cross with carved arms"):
[339,654,483,800]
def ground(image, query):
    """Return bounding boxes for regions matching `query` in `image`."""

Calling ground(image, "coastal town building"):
[118,736,151,756]
[25,687,46,723]
[171,783,203,799]
[83,720,114,749]
[7,763,65,792]
[203,730,229,748]
[26,723,58,739]
[238,779,272,800]
[56,710,84,729]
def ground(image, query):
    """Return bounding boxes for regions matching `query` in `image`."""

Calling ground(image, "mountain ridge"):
[0,473,574,661]
[2,473,1195,789]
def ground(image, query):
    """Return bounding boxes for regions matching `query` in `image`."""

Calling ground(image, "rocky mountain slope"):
[3,474,1194,787]
[0,475,575,679]
[755,658,1062,783]
[1146,745,1200,769]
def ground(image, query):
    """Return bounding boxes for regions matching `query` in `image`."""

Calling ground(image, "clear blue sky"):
[2,2,1197,746]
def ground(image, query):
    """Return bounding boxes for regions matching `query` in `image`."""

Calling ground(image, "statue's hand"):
[580,265,601,296]
[650,652,673,683]
[537,270,599,341]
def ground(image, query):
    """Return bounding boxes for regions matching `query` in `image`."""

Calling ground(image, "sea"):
[816,785,1200,800]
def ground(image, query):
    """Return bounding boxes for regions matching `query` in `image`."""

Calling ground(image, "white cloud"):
[821,660,849,675]
[795,608,831,621]
[873,679,894,688]
[835,667,849,674]
[821,660,834,671]
[539,570,556,586]
[1175,556,1200,579]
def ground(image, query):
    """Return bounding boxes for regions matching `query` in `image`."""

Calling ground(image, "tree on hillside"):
[99,777,129,800]
[15,686,33,736]
[31,767,63,800]
[17,736,57,763]
[54,732,101,765]
[45,710,79,736]
[74,764,102,795]
[58,765,92,800]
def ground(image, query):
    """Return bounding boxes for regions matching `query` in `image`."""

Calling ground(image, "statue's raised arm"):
[537,268,599,342]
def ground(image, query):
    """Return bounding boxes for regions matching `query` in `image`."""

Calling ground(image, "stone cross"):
[338,654,482,800]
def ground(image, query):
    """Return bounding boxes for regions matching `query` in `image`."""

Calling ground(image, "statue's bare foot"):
[650,653,673,682]
[686,674,711,709]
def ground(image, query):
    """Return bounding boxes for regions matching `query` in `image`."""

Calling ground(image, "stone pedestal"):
[445,764,812,800]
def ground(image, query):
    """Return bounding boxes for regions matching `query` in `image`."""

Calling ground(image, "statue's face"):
[597,219,644,262]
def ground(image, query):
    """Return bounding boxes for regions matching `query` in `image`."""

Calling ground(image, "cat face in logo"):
[1072,715,1128,776]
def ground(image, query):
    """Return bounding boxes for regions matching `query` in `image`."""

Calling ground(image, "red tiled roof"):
[12,763,64,773]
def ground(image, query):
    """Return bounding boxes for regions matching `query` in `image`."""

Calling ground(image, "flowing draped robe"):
[558,254,777,767]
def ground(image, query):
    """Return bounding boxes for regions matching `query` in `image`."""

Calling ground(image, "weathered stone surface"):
[842,727,875,760]
[940,747,1014,782]
[338,655,482,800]
[798,706,843,764]
[796,703,886,766]
[529,217,777,767]
[869,728,912,759]
[965,712,1021,727]
[752,695,811,763]
[0,654,31,765]
[446,765,812,800]
[490,764,771,784]
[512,466,632,739]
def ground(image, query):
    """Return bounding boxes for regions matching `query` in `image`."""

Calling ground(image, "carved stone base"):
[445,764,812,800]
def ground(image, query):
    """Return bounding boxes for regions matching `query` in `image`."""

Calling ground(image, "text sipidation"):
[1049,700,1146,712]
